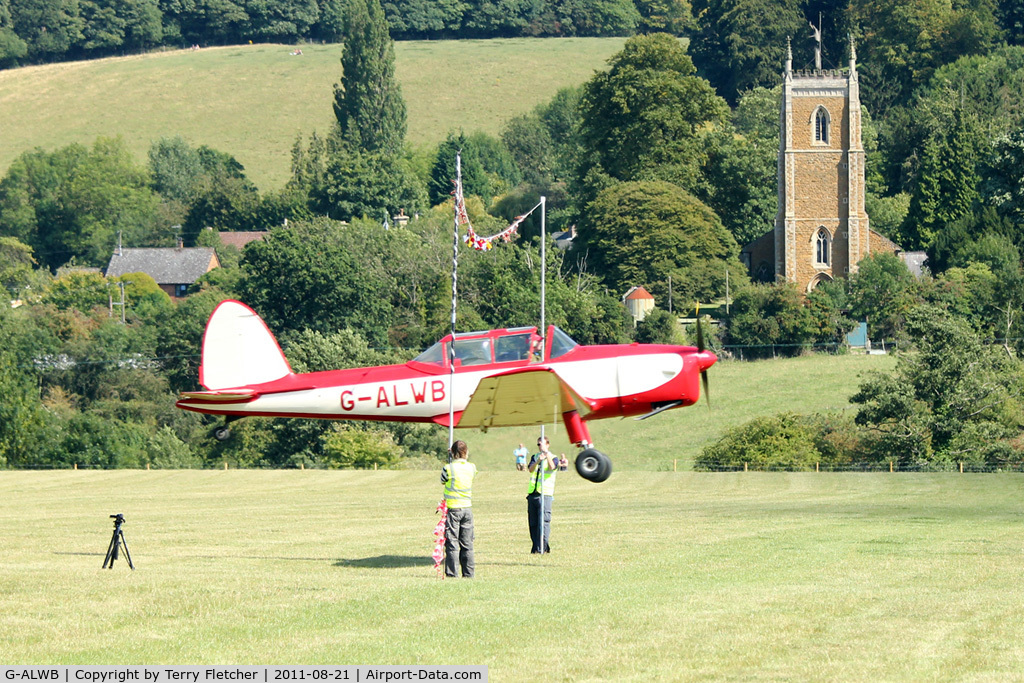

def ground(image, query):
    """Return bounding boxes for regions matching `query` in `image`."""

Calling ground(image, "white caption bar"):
[2,667,487,683]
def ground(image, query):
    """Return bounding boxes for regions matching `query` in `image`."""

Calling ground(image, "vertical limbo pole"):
[448,153,461,455]
[539,195,546,442]
[539,195,547,555]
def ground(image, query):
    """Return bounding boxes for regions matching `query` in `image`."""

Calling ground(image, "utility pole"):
[725,268,730,315]
[110,281,126,324]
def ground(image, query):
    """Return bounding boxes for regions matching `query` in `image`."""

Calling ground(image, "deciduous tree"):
[852,305,1024,468]
[575,33,728,202]
[690,0,804,105]
[578,180,745,303]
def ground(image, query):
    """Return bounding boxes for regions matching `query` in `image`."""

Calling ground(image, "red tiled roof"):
[218,231,268,249]
[624,286,654,300]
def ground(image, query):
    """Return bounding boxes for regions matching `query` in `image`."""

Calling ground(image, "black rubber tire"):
[594,452,612,483]
[576,448,612,483]
[213,426,231,442]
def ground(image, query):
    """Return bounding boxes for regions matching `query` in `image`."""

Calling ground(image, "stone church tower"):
[741,36,898,291]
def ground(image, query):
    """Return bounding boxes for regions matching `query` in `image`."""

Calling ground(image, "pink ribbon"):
[432,499,448,578]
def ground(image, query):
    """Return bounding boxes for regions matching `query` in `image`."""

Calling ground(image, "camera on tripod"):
[103,513,134,570]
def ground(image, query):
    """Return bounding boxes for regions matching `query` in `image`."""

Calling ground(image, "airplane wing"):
[458,367,594,430]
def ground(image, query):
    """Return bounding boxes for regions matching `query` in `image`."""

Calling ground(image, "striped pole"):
[447,153,461,456]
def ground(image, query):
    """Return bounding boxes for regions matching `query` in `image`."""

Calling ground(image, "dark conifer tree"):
[333,0,407,155]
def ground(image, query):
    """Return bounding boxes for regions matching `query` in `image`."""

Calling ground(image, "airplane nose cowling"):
[695,350,717,372]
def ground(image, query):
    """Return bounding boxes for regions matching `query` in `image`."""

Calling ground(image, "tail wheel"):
[575,448,612,483]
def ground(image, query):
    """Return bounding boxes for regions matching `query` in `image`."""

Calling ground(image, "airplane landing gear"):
[211,416,241,441]
[562,409,613,483]
[575,448,612,483]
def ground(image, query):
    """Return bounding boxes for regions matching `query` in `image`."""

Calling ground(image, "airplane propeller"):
[634,303,713,421]
[695,302,711,409]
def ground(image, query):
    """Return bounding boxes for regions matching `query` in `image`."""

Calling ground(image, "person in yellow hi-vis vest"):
[441,440,477,578]
[527,436,558,554]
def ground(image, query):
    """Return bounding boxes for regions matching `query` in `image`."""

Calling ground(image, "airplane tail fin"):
[199,300,292,390]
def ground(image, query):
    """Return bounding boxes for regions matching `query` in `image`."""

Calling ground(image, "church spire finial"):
[848,33,857,72]
[785,36,792,75]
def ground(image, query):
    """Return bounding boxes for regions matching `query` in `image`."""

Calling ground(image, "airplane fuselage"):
[176,343,711,427]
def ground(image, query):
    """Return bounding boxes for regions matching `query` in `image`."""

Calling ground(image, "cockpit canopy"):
[413,326,579,368]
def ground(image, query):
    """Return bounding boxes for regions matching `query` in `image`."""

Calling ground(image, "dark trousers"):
[445,507,474,578]
[527,493,552,553]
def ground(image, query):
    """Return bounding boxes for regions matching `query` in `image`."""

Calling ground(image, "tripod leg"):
[119,531,135,570]
[103,529,119,569]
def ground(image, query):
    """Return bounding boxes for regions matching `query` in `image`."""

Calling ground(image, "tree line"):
[1,0,1024,469]
[0,0,683,68]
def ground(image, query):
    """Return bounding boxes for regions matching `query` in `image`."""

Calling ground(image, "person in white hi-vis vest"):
[441,440,477,578]
[527,436,559,554]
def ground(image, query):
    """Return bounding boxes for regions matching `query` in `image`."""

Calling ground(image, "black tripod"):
[102,513,134,570]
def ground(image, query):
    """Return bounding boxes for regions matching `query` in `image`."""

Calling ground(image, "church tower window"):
[815,227,831,266]
[814,107,830,144]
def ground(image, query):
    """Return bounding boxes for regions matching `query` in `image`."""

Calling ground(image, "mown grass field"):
[0,38,625,190]
[3,469,1024,679]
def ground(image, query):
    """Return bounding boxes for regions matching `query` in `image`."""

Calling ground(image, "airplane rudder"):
[200,300,292,390]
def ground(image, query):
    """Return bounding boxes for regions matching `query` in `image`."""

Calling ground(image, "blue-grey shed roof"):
[105,247,219,285]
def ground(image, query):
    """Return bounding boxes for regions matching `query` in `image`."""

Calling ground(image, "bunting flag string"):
[453,160,541,251]
[464,212,532,251]
[431,499,448,578]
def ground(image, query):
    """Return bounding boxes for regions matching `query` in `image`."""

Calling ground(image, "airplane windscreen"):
[452,338,493,366]
[549,327,578,359]
[413,341,445,366]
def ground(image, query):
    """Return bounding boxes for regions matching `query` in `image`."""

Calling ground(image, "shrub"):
[696,411,872,471]
[696,412,821,471]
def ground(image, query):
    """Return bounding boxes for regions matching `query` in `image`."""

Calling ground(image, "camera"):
[110,513,125,523]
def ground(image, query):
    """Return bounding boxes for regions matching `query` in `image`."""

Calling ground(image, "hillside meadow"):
[0,38,625,190]
[3,468,1024,679]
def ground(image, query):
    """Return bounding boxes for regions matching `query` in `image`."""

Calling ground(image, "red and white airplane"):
[176,300,717,482]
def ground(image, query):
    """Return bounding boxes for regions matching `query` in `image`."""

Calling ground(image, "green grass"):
[0,38,624,190]
[4,469,1024,680]
[466,352,897,471]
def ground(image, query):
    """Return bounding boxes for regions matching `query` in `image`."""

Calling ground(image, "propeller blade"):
[693,302,710,407]
[693,301,706,353]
